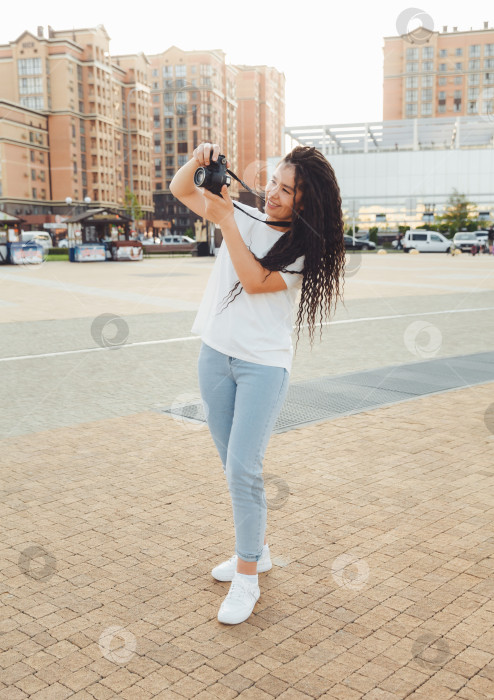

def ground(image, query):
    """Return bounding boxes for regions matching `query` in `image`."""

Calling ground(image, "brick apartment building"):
[383,20,494,120]
[0,25,152,232]
[0,26,285,236]
[147,47,285,234]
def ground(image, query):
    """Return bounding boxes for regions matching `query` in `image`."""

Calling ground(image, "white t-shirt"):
[191,201,305,374]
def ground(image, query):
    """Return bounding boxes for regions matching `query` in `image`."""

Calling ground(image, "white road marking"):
[1,306,494,363]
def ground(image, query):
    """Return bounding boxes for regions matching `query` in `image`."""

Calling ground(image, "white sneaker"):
[217,573,260,624]
[211,544,272,581]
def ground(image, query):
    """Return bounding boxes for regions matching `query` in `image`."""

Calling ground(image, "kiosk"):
[66,208,143,262]
[0,213,40,265]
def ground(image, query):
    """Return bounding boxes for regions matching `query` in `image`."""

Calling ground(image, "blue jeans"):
[197,342,290,562]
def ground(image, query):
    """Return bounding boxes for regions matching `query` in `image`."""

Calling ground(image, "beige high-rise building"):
[147,47,285,235]
[235,65,285,191]
[383,20,494,120]
[0,25,152,230]
[147,46,238,233]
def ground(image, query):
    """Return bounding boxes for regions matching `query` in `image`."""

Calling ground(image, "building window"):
[177,142,188,153]
[20,96,44,109]
[31,169,36,180]
[469,59,480,71]
[175,65,186,77]
[407,48,419,59]
[422,88,432,101]
[469,45,481,57]
[485,58,494,69]
[422,75,433,87]
[175,79,186,88]
[406,89,417,102]
[405,103,417,117]
[454,76,463,85]
[422,46,433,59]
[19,77,43,94]
[30,150,35,162]
[439,49,447,58]
[439,63,447,72]
[165,156,174,166]
[162,65,173,76]
[406,61,418,73]
[18,57,42,75]
[152,68,158,77]
[421,102,432,116]
[468,87,479,99]
[32,187,37,198]
[175,91,186,103]
[455,48,463,56]
[422,61,433,72]
[468,73,480,85]
[467,100,478,113]
[485,73,494,84]
[455,62,462,70]
[406,76,418,88]
[438,76,447,85]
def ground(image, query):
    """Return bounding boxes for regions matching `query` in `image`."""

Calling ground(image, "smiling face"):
[264,163,303,229]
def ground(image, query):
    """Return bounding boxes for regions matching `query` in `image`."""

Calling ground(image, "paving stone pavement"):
[1,253,494,699]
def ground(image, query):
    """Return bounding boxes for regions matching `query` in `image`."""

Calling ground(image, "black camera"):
[194,154,231,196]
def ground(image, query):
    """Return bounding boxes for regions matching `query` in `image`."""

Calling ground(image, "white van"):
[20,231,53,251]
[402,230,451,253]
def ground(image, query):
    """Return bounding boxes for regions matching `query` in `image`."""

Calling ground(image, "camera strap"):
[227,168,292,228]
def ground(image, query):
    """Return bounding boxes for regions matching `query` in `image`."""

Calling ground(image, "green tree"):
[124,187,143,222]
[438,189,477,234]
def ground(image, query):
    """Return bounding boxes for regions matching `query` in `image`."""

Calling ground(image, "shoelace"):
[225,579,258,603]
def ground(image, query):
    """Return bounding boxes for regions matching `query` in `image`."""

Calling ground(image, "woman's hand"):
[193,142,231,168]
[202,185,235,227]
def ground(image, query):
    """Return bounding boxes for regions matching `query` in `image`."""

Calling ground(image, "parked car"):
[162,235,195,244]
[20,231,53,250]
[343,235,376,250]
[400,230,451,253]
[57,238,69,248]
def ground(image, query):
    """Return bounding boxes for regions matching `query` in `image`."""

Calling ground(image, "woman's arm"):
[169,157,207,219]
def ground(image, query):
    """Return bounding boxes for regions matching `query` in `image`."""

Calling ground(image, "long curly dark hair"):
[216,146,346,350]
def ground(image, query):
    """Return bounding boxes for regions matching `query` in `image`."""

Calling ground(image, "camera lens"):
[194,167,206,187]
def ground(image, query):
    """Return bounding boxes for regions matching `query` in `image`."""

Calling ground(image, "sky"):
[2,0,493,125]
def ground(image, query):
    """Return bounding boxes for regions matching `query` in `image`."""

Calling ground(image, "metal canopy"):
[286,116,494,154]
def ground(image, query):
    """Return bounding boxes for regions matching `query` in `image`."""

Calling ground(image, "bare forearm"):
[220,215,266,294]
[169,158,198,198]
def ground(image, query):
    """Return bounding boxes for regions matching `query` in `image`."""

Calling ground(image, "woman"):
[170,142,345,624]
